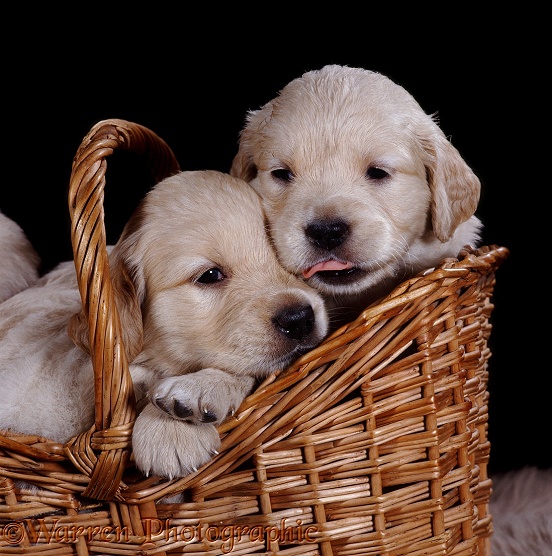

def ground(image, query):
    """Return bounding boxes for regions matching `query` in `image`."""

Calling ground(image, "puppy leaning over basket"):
[231,64,486,330]
[0,119,509,556]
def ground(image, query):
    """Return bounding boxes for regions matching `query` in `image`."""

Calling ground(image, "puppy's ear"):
[67,309,91,355]
[230,108,265,182]
[230,144,257,182]
[68,217,145,363]
[420,123,481,242]
[107,245,145,362]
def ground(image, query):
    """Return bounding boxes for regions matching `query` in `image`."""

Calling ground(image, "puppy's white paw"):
[150,369,254,426]
[132,403,220,479]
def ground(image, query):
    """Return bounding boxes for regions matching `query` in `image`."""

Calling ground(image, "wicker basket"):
[0,119,509,555]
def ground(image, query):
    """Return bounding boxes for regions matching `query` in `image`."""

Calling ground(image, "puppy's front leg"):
[132,404,220,479]
[132,369,256,479]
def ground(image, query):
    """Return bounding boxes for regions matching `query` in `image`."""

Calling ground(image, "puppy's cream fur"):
[231,65,482,327]
[0,211,40,302]
[0,171,328,479]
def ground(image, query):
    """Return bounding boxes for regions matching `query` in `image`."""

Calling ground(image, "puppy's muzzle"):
[306,219,350,250]
[301,218,365,287]
[272,304,315,342]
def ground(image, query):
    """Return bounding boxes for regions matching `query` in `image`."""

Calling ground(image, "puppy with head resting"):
[0,170,328,480]
[231,64,482,328]
[0,210,40,303]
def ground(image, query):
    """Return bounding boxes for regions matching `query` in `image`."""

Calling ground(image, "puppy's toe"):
[132,404,221,479]
[154,397,194,419]
[152,393,216,423]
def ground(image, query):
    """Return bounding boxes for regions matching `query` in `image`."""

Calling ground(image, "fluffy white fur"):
[0,170,328,479]
[231,65,482,327]
[0,210,40,303]
[490,467,552,556]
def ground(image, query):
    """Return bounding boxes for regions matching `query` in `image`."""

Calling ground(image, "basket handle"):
[65,119,180,500]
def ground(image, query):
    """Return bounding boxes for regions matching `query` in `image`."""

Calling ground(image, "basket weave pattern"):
[0,119,509,555]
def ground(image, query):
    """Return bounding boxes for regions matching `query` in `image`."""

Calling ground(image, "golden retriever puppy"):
[0,170,328,479]
[231,65,482,327]
[0,211,40,303]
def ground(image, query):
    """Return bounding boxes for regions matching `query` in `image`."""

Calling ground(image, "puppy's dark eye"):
[271,168,294,183]
[196,268,226,284]
[366,166,390,181]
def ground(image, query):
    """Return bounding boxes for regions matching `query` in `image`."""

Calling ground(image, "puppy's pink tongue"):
[302,260,353,279]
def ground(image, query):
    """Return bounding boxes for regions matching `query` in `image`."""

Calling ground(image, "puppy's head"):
[70,170,328,376]
[231,64,481,301]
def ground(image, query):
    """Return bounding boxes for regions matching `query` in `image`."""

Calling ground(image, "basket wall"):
[0,120,509,556]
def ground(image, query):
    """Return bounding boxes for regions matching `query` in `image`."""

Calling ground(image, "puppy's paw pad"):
[154,397,195,419]
[152,395,221,424]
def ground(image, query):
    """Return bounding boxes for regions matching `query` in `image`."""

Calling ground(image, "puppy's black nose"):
[273,304,315,341]
[306,219,349,250]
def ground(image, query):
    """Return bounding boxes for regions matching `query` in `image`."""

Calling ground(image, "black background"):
[1,17,545,475]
